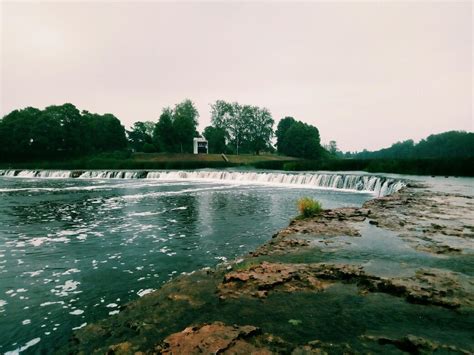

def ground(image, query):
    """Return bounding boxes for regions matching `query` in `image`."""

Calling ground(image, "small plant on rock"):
[297,197,322,218]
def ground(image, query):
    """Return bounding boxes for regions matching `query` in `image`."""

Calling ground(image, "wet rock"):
[157,322,278,354]
[219,262,334,299]
[252,238,310,257]
[292,340,355,355]
[219,262,472,309]
[361,334,471,354]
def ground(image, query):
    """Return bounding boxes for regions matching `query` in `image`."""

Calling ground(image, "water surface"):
[0,175,372,353]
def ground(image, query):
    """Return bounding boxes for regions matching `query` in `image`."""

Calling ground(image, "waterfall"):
[0,169,405,196]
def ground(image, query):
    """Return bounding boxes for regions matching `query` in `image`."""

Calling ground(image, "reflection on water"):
[0,177,371,353]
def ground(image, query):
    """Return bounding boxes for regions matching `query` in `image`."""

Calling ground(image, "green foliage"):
[280,157,474,176]
[151,100,199,154]
[127,121,155,152]
[173,99,199,153]
[0,104,127,161]
[153,108,176,152]
[279,121,321,159]
[203,126,227,153]
[241,106,274,155]
[352,131,474,159]
[275,117,296,154]
[297,197,322,218]
[210,100,274,155]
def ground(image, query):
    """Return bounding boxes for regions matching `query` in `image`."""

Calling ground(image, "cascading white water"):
[0,169,405,196]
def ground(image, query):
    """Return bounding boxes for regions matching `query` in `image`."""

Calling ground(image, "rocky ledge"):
[62,183,474,354]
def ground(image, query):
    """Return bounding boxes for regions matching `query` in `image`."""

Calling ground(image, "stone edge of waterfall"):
[0,169,406,197]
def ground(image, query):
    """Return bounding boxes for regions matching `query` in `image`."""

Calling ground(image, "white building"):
[193,138,208,154]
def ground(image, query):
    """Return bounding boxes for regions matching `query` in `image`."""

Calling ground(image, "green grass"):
[0,152,299,170]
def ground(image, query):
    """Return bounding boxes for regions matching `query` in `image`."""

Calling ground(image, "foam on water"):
[5,337,41,355]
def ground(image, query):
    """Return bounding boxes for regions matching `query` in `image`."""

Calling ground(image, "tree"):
[210,100,234,130]
[242,106,274,155]
[275,116,296,154]
[100,114,128,151]
[127,121,155,152]
[50,103,86,153]
[210,100,274,155]
[281,121,321,159]
[203,126,226,153]
[210,100,245,154]
[173,99,199,153]
[153,107,176,152]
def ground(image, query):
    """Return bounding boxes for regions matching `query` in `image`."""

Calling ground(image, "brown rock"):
[159,322,272,355]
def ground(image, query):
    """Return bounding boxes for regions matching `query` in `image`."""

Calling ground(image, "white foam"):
[69,309,84,315]
[51,280,81,297]
[62,268,80,275]
[72,322,87,330]
[40,301,65,307]
[24,270,44,277]
[171,206,188,211]
[137,288,154,297]
[5,337,41,355]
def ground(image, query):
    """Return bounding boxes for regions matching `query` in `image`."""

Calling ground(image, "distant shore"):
[62,182,474,354]
[1,152,473,176]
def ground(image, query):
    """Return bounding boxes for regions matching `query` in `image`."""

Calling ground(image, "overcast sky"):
[1,1,472,151]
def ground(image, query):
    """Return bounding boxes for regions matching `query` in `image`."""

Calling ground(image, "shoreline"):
[62,182,473,354]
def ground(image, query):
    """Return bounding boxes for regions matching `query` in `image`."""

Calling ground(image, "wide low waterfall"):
[0,169,405,196]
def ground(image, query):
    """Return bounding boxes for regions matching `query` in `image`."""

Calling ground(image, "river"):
[0,169,404,353]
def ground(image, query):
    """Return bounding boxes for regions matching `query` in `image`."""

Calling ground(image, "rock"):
[158,322,276,354]
[361,334,471,354]
[106,342,134,355]
[219,262,334,299]
[219,262,471,309]
[292,340,355,355]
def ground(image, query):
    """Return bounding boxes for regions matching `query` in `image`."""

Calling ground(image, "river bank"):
[61,180,474,354]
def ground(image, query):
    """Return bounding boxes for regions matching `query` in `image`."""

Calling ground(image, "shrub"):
[297,197,322,218]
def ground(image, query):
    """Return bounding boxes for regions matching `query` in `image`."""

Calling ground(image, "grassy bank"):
[0,152,299,170]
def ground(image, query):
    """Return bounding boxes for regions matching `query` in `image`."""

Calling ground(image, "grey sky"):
[1,1,472,152]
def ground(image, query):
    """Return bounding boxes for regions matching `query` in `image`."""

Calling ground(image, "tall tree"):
[275,116,296,154]
[281,121,321,159]
[153,107,176,152]
[242,106,274,155]
[203,126,227,153]
[127,121,155,152]
[210,100,274,155]
[173,99,199,153]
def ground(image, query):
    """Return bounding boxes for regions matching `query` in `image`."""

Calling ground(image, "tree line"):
[0,99,324,161]
[128,99,322,157]
[346,131,474,159]
[0,104,127,161]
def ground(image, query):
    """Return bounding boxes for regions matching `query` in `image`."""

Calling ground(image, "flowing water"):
[0,170,399,353]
